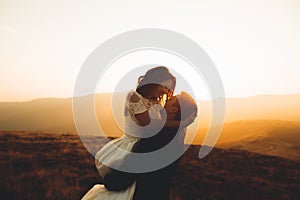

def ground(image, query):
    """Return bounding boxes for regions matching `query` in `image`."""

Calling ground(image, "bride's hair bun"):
[137,66,176,91]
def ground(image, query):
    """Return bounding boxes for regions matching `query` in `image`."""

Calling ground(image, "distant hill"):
[0,97,76,133]
[1,93,300,135]
[0,93,124,136]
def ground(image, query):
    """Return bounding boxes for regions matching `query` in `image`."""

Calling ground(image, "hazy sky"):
[1,0,300,101]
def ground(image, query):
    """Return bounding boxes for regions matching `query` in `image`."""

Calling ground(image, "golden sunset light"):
[1,1,300,200]
[1,0,300,101]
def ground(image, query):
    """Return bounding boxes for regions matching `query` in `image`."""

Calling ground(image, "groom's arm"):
[104,127,181,191]
[104,167,135,191]
[103,154,136,191]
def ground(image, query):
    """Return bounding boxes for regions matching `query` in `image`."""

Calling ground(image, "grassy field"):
[1,131,299,200]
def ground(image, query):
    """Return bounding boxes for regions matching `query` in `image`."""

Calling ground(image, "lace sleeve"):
[125,91,149,116]
[128,99,148,115]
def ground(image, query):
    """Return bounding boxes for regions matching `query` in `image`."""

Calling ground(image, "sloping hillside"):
[194,120,300,160]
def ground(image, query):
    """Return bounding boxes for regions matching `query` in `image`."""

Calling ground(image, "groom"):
[104,92,197,200]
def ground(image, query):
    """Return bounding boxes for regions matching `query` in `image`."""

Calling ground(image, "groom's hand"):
[104,169,135,191]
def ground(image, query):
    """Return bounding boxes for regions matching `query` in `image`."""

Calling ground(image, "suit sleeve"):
[103,154,136,191]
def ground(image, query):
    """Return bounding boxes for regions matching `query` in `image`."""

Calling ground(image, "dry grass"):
[1,131,299,200]
[0,131,104,200]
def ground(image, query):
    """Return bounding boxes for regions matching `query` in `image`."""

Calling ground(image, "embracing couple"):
[82,66,197,200]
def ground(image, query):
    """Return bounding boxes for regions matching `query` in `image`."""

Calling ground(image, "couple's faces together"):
[149,84,179,119]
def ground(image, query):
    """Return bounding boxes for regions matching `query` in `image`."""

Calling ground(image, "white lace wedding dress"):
[82,91,162,200]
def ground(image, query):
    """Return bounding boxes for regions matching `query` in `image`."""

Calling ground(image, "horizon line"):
[1,92,300,103]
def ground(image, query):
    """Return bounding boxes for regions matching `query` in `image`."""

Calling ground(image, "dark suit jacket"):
[103,127,182,200]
